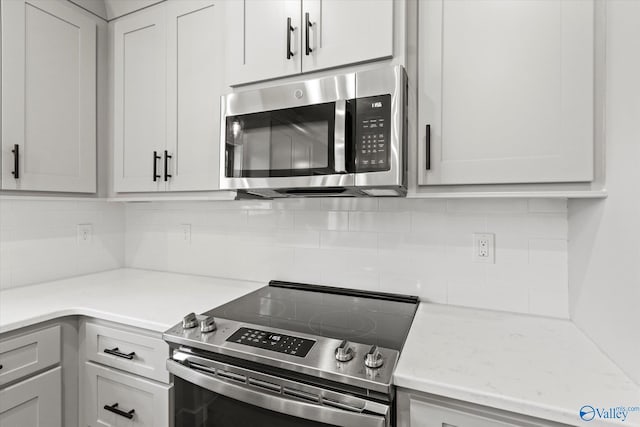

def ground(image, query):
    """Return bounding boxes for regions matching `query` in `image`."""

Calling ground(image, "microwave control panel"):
[354,95,391,172]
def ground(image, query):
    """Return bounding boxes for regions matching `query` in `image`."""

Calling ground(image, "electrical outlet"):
[181,224,191,243]
[473,233,494,263]
[77,224,93,244]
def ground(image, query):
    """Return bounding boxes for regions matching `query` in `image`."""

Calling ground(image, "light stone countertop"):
[0,268,263,334]
[2,270,638,427]
[394,303,640,427]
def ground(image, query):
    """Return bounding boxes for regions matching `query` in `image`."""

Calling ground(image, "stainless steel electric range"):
[163,280,419,427]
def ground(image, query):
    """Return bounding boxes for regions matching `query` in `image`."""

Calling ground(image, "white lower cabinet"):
[80,319,172,427]
[0,366,62,427]
[84,361,171,427]
[0,325,61,387]
[397,390,569,427]
[83,321,169,383]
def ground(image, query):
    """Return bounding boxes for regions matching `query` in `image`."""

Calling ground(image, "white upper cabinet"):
[165,0,221,191]
[226,0,301,85]
[226,0,393,86]
[112,5,167,193]
[418,0,595,186]
[1,0,97,193]
[301,0,393,73]
[112,0,222,193]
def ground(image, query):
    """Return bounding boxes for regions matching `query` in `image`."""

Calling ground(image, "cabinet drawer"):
[84,361,171,427]
[0,366,61,427]
[0,325,60,386]
[84,321,169,383]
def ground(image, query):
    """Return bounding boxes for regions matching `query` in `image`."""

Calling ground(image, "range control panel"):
[227,327,315,357]
[354,94,391,172]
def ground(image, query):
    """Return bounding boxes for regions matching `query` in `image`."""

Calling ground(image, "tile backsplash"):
[125,198,569,318]
[0,199,124,289]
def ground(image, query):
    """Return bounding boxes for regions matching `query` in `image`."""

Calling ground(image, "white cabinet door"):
[301,0,393,73]
[1,0,96,193]
[165,0,221,191]
[84,362,171,427]
[112,5,167,193]
[0,367,62,427]
[225,0,301,85]
[418,0,594,186]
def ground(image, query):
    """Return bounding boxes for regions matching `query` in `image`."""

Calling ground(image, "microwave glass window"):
[226,103,336,177]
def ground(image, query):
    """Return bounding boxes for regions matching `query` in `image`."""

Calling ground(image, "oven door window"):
[225,103,336,178]
[175,376,334,427]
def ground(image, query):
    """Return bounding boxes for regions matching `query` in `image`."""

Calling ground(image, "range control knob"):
[335,340,354,362]
[200,316,217,333]
[182,312,198,329]
[364,345,384,369]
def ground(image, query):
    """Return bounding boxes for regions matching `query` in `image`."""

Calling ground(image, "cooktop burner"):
[206,280,418,351]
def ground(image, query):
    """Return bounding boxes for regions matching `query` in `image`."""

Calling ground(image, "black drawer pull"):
[104,347,135,360]
[153,151,161,181]
[305,12,313,55]
[104,403,135,419]
[11,144,19,179]
[163,150,172,181]
[425,124,431,170]
[286,17,294,59]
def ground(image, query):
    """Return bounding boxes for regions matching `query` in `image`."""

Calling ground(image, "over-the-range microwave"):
[220,66,407,198]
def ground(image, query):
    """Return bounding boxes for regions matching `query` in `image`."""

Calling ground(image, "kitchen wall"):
[568,0,640,385]
[125,197,569,318]
[0,199,124,289]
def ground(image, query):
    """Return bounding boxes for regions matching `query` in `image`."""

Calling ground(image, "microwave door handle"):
[334,99,347,173]
[166,359,386,427]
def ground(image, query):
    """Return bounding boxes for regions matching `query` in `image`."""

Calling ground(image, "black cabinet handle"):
[104,403,135,420]
[286,17,294,59]
[11,144,19,179]
[305,12,313,56]
[153,151,161,181]
[425,124,431,170]
[163,150,172,181]
[104,347,135,360]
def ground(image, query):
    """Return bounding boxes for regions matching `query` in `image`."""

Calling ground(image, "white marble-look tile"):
[294,211,349,231]
[320,231,378,251]
[348,211,410,233]
[120,198,571,317]
[447,198,529,214]
[528,198,568,213]
[247,209,295,229]
[320,198,378,211]
[378,198,446,212]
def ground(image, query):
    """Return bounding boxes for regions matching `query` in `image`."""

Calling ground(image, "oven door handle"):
[167,359,388,427]
[334,99,347,173]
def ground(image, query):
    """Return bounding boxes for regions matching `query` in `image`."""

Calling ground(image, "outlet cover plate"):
[473,233,495,264]
[77,224,93,244]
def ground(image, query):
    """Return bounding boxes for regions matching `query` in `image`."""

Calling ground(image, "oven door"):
[167,355,390,427]
[220,72,356,192]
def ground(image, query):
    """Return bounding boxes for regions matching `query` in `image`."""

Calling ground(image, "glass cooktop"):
[206,281,419,351]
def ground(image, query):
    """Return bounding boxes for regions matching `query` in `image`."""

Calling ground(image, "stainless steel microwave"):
[220,66,407,198]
